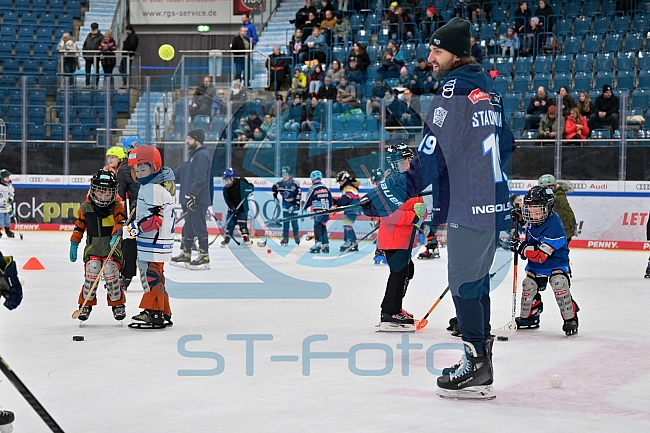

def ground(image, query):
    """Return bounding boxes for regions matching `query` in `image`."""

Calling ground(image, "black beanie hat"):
[188,128,205,144]
[429,17,471,58]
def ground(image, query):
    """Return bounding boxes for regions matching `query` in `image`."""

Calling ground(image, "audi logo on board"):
[28,177,43,182]
[510,182,526,189]
[636,184,650,190]
[570,183,588,189]
[69,177,88,183]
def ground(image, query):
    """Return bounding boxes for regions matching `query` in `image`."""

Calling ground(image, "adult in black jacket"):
[513,1,531,34]
[119,24,138,86]
[83,23,103,86]
[117,149,139,288]
[352,43,371,71]
[231,27,251,83]
[222,169,254,246]
[171,129,214,269]
[294,0,315,29]
[190,76,216,121]
[589,84,620,132]
[316,76,337,100]
[267,46,291,92]
[525,85,555,130]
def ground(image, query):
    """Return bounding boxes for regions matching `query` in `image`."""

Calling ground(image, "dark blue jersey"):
[272,178,301,209]
[304,181,333,222]
[525,211,570,276]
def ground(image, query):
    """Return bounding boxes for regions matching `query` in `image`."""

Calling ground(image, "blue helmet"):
[310,170,323,181]
[223,168,236,179]
[122,136,142,154]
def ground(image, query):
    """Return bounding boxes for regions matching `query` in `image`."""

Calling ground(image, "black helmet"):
[281,166,292,176]
[335,170,351,182]
[522,186,555,225]
[0,169,11,185]
[386,143,414,174]
[90,169,118,208]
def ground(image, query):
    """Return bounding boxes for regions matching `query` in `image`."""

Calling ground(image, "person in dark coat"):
[190,76,216,121]
[231,26,251,83]
[589,84,620,132]
[267,45,291,92]
[83,22,103,86]
[119,24,138,86]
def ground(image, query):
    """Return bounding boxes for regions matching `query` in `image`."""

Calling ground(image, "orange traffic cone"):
[22,257,45,271]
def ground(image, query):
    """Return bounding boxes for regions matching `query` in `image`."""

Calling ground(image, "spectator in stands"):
[366,77,390,115]
[213,89,227,115]
[99,30,117,80]
[520,16,542,56]
[267,46,291,92]
[558,86,576,118]
[308,63,326,94]
[333,15,351,45]
[318,0,334,15]
[320,9,337,39]
[420,7,443,40]
[302,96,326,133]
[397,88,421,128]
[231,26,251,82]
[383,89,403,128]
[269,94,289,117]
[299,27,327,64]
[119,25,138,88]
[301,11,321,39]
[83,23,103,86]
[378,40,404,75]
[389,6,414,41]
[453,0,471,20]
[334,75,358,113]
[514,1,531,34]
[294,0,314,29]
[534,0,554,31]
[577,91,593,120]
[283,96,306,134]
[290,29,304,64]
[346,57,365,87]
[397,66,412,88]
[351,43,371,71]
[190,76,216,121]
[241,13,258,47]
[230,79,247,114]
[470,35,483,63]
[326,60,345,85]
[525,85,554,130]
[242,111,262,140]
[589,84,620,132]
[412,58,433,95]
[538,105,564,141]
[499,27,520,57]
[245,127,270,147]
[564,107,589,144]
[317,75,337,100]
[261,114,277,141]
[57,33,79,76]
[287,67,308,99]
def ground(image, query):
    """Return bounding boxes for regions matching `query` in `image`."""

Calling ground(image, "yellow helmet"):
[106,146,127,159]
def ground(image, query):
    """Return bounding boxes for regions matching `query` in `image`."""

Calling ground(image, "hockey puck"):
[73,336,84,341]
[497,336,508,341]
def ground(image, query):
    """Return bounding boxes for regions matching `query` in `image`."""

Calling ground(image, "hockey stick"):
[0,355,65,432]
[11,212,23,240]
[494,237,519,341]
[257,202,283,247]
[72,207,136,319]
[318,226,380,261]
[210,201,245,246]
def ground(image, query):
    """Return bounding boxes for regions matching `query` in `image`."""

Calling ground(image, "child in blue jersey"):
[334,171,361,252]
[304,170,333,254]
[272,166,302,246]
[512,186,579,336]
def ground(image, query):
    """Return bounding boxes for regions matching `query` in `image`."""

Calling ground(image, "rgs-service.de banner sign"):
[130,0,234,25]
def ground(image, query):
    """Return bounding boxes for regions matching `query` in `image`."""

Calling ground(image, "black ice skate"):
[340,241,352,252]
[128,309,166,329]
[220,236,231,247]
[309,243,321,253]
[0,409,15,433]
[294,235,301,245]
[242,235,253,246]
[163,313,174,327]
[376,312,416,332]
[189,250,210,270]
[443,336,494,376]
[515,312,541,329]
[418,247,440,259]
[281,238,289,246]
[645,263,650,278]
[112,304,126,321]
[4,227,15,238]
[170,250,191,268]
[77,305,92,321]
[563,316,578,336]
[446,316,462,337]
[437,341,495,400]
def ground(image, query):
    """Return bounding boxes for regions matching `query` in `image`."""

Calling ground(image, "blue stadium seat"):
[602,0,617,15]
[631,89,649,110]
[36,27,52,40]
[347,114,364,131]
[581,1,599,16]
[350,14,363,32]
[6,105,21,122]
[603,33,622,52]
[31,89,46,105]
[0,41,12,55]
[39,13,55,25]
[28,106,46,123]
[480,22,496,39]
[616,51,636,71]
[50,0,64,10]
[553,72,572,91]
[534,55,552,73]
[638,70,650,89]
[513,75,531,92]
[573,16,592,34]
[515,56,532,74]
[495,57,512,75]
[512,111,526,131]
[331,113,344,131]
[613,15,631,32]
[48,124,64,141]
[574,72,592,90]
[503,94,520,112]
[29,124,46,141]
[280,132,297,142]
[613,129,635,139]
[624,32,643,52]
[637,129,650,145]
[18,27,34,40]
[533,73,551,90]
[554,18,570,35]
[415,43,429,61]
[419,94,433,114]
[366,44,381,62]
[596,52,614,70]
[3,12,18,23]
[493,75,511,93]
[211,115,226,133]
[22,12,36,24]
[1,26,16,38]
[616,70,635,90]
[553,54,571,73]
[365,115,380,132]
[193,115,210,131]
[23,58,39,72]
[584,34,601,53]
[521,129,539,146]
[633,14,648,32]
[593,16,611,34]
[33,42,50,57]
[638,52,650,70]
[8,90,21,105]
[590,128,611,141]
[563,35,581,53]
[595,71,615,89]
[574,53,593,72]
[15,0,30,8]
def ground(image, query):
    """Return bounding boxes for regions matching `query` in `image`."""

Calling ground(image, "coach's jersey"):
[410,63,515,232]
[525,211,570,276]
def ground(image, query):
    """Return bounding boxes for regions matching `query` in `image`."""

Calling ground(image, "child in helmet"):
[125,145,176,328]
[512,185,580,336]
[116,136,141,289]
[334,171,361,252]
[104,146,127,175]
[0,169,15,238]
[222,168,255,246]
[272,166,302,246]
[70,169,127,322]
[304,170,333,254]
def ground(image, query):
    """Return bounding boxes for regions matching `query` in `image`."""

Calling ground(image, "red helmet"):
[128,145,162,172]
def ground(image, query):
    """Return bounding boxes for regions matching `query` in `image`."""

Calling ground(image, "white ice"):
[1,232,650,433]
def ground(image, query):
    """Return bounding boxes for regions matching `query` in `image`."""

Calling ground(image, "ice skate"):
[437,341,495,400]
[4,227,14,238]
[321,244,329,253]
[515,312,541,329]
[170,250,191,268]
[280,238,289,246]
[77,305,92,321]
[347,243,359,252]
[443,336,494,376]
[340,241,352,252]
[120,277,132,290]
[376,312,416,332]
[128,309,166,329]
[309,243,321,254]
[163,313,174,327]
[0,409,15,433]
[189,249,210,270]
[563,315,578,336]
[112,304,126,321]
[644,263,650,278]
[220,236,231,248]
[242,235,253,246]
[293,235,301,245]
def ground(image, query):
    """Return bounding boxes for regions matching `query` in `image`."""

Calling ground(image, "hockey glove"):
[185,193,198,212]
[69,241,79,262]
[510,237,525,254]
[109,233,120,248]
[0,255,23,310]
[139,213,163,233]
[123,221,139,239]
[512,207,524,225]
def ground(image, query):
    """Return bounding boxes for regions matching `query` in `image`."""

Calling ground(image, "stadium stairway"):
[121,91,172,143]
[75,0,119,84]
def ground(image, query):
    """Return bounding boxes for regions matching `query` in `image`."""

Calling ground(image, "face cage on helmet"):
[90,184,118,207]
[522,204,552,225]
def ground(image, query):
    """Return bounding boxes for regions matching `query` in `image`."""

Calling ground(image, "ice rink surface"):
[1,232,650,433]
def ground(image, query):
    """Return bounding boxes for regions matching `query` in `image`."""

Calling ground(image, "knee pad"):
[83,259,102,300]
[103,260,122,302]
[550,272,575,320]
[520,275,541,318]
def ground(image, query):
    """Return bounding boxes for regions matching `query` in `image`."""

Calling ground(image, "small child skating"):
[126,146,176,329]
[272,166,301,246]
[221,168,255,247]
[334,171,361,252]
[70,170,127,322]
[0,169,15,238]
[304,170,333,254]
[512,186,580,336]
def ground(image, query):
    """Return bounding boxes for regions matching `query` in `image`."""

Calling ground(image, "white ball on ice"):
[550,374,563,388]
